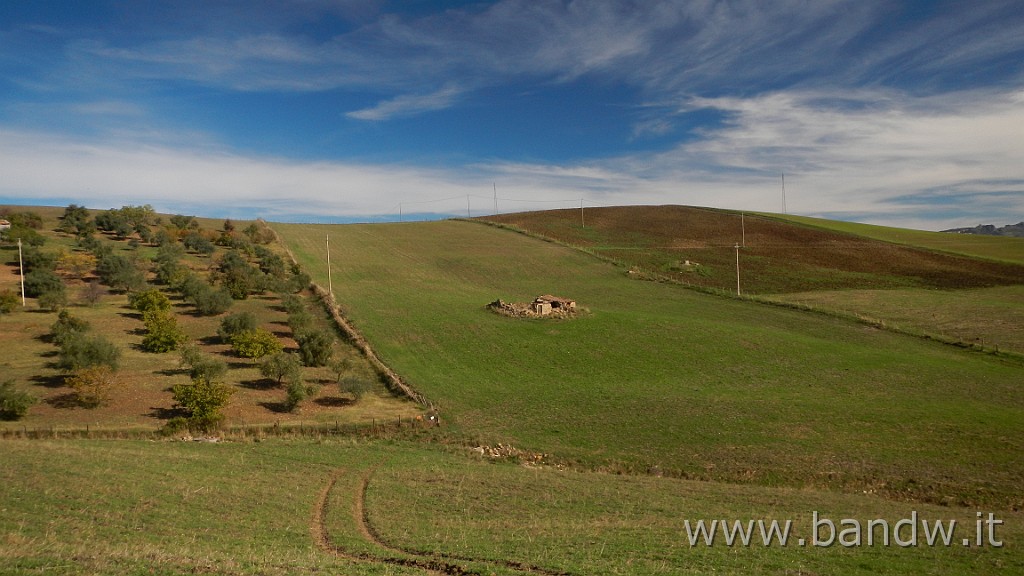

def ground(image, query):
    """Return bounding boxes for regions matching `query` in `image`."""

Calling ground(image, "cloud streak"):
[346,85,463,121]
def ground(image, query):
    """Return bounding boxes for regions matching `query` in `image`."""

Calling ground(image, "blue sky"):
[1,1,1022,229]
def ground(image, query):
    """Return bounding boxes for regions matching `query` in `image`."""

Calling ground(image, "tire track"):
[310,468,474,575]
[358,470,574,576]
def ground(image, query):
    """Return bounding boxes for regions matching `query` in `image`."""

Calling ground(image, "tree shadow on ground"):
[239,378,278,390]
[30,374,66,388]
[147,406,186,420]
[259,401,290,414]
[314,396,353,408]
[46,392,81,409]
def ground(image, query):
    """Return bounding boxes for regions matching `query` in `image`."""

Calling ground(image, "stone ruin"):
[487,294,578,318]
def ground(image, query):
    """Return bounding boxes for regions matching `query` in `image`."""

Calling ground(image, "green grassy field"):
[761,213,1024,265]
[3,438,1020,575]
[767,285,1024,355]
[274,219,1024,509]
[4,205,1023,575]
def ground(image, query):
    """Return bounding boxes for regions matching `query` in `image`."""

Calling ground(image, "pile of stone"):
[487,295,578,318]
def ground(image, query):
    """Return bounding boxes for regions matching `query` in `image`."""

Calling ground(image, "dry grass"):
[0,206,422,432]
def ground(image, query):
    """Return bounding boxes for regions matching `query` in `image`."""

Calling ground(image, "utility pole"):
[18,238,26,307]
[741,212,746,247]
[399,202,403,223]
[781,173,787,215]
[493,182,498,215]
[580,198,585,228]
[734,243,741,296]
[326,233,333,298]
[467,194,471,218]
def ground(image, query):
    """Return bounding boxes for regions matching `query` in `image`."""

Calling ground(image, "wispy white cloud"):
[3,85,1021,229]
[346,85,462,121]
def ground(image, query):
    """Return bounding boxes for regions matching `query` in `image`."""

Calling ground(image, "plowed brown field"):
[479,205,1024,293]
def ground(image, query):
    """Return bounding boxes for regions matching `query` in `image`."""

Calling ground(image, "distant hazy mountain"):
[942,222,1024,237]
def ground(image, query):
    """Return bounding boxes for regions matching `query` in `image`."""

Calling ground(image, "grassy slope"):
[3,438,1020,576]
[761,213,1024,265]
[478,206,1024,357]
[477,206,1024,294]
[768,285,1024,354]
[274,220,1024,508]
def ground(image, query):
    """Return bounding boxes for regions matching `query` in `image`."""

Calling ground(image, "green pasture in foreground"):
[274,220,1024,508]
[767,285,1024,355]
[762,213,1024,265]
[2,438,1020,575]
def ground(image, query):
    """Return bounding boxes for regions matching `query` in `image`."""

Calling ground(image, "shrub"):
[217,311,257,343]
[190,285,234,316]
[57,334,120,372]
[95,253,145,292]
[1,289,21,314]
[296,329,333,367]
[340,376,371,402]
[281,293,305,315]
[284,379,317,413]
[23,269,64,298]
[287,309,313,337]
[37,288,68,312]
[129,288,171,314]
[0,380,36,420]
[56,251,97,280]
[188,354,228,382]
[66,365,119,408]
[50,310,91,346]
[231,328,282,361]
[171,375,234,432]
[141,309,188,353]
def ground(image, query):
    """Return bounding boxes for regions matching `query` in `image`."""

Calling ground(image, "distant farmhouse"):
[0,219,10,231]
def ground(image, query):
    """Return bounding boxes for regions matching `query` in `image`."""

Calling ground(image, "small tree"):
[79,280,107,306]
[259,351,302,386]
[171,375,234,432]
[141,309,188,353]
[328,357,352,383]
[0,380,36,420]
[66,365,119,408]
[231,328,282,361]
